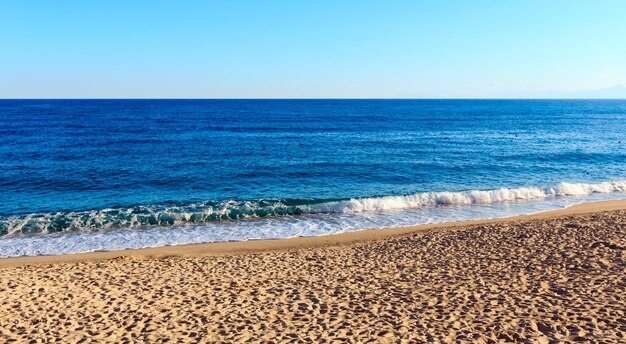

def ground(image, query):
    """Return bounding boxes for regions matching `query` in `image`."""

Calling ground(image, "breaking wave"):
[2,180,625,236]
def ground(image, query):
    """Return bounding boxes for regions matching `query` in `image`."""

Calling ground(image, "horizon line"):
[2,97,626,101]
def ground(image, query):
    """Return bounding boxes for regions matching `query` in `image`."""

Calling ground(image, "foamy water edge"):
[1,181,625,258]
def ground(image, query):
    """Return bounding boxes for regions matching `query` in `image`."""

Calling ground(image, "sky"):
[1,1,626,98]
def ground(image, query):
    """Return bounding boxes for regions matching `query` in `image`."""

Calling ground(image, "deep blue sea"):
[1,99,625,257]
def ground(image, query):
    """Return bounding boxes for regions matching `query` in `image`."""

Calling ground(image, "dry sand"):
[1,200,625,343]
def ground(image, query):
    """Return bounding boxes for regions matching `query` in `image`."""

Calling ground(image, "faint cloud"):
[489,80,531,88]
[539,67,564,80]
[590,68,616,78]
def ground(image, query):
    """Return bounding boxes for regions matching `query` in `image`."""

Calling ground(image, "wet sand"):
[1,200,625,342]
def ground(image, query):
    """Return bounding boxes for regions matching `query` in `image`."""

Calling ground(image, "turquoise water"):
[1,99,625,256]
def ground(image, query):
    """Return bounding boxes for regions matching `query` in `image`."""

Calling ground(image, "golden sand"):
[1,201,625,342]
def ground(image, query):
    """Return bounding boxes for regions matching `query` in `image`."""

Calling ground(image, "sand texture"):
[1,208,625,342]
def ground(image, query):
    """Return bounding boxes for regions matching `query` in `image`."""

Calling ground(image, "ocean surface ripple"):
[1,99,624,256]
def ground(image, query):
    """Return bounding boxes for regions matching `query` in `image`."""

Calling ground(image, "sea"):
[1,99,625,257]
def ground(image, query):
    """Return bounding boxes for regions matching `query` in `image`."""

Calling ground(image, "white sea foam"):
[316,180,626,212]
[0,180,625,257]
[1,180,625,237]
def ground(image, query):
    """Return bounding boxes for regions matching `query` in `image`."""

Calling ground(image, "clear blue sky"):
[1,1,625,98]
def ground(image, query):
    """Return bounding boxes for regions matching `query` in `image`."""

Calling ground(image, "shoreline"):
[2,199,625,341]
[2,198,625,268]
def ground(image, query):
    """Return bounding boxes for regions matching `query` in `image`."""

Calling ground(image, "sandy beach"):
[1,200,625,342]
